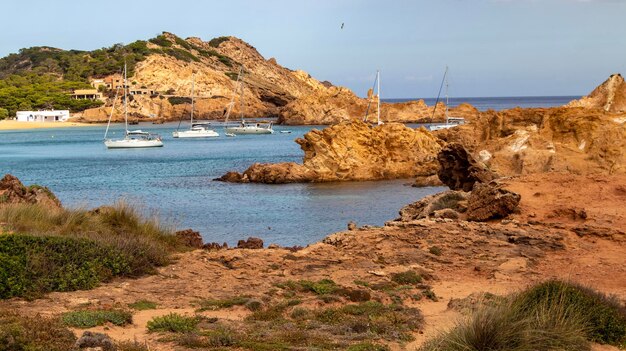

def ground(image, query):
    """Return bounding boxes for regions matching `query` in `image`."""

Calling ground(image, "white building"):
[16,110,70,123]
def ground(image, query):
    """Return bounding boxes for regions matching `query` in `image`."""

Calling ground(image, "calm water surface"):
[0,123,443,246]
[0,96,575,245]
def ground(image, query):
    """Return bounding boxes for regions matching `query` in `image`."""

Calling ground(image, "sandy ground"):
[2,173,624,350]
[0,119,92,130]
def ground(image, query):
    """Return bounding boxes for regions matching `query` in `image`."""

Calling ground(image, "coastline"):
[0,119,92,131]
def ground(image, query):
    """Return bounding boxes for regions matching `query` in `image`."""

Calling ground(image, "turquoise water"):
[0,122,444,246]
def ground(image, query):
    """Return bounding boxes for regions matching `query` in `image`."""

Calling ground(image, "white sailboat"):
[104,63,163,148]
[223,66,273,135]
[428,66,465,131]
[172,73,219,138]
[363,70,384,126]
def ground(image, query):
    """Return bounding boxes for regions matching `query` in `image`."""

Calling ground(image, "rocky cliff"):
[216,121,443,183]
[567,74,626,113]
[436,106,626,176]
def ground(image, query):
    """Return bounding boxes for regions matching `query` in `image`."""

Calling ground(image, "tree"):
[0,108,8,120]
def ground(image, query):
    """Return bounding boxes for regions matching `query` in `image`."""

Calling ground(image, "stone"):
[395,190,468,222]
[347,221,357,230]
[214,171,248,183]
[75,331,115,351]
[237,237,264,249]
[466,183,521,221]
[175,229,204,248]
[413,174,444,187]
[437,144,498,191]
[203,242,229,251]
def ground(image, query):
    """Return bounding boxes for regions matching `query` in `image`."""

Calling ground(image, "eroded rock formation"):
[217,121,443,183]
[566,73,626,113]
[0,174,61,208]
[437,143,498,191]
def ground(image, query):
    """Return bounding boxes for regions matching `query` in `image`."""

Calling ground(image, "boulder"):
[203,242,229,251]
[0,174,61,208]
[214,171,248,183]
[395,190,468,222]
[413,174,444,187]
[75,331,115,351]
[237,237,264,249]
[466,182,521,221]
[437,143,498,191]
[175,229,204,249]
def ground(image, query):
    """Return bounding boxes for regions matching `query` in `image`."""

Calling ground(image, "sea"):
[0,96,578,246]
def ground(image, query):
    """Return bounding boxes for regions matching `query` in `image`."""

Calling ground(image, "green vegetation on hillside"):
[0,32,235,119]
[0,201,181,299]
[0,73,103,118]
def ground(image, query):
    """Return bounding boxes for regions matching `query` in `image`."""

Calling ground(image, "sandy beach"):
[0,120,92,131]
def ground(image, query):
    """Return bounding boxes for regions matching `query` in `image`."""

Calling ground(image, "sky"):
[1,0,625,98]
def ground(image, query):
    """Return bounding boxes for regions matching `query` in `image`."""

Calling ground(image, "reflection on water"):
[0,123,444,246]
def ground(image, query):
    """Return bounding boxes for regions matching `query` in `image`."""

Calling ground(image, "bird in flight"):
[341,23,344,29]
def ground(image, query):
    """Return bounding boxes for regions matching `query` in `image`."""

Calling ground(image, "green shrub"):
[117,340,150,351]
[168,96,192,105]
[0,309,76,351]
[148,35,172,47]
[420,280,626,350]
[514,280,626,346]
[147,313,199,333]
[128,300,157,310]
[0,235,130,299]
[197,296,250,311]
[208,36,229,48]
[61,309,132,328]
[391,270,422,285]
[0,202,178,299]
[347,343,391,351]
[429,246,442,256]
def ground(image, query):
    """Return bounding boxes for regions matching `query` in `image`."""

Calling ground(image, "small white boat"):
[173,73,219,138]
[105,131,163,148]
[225,133,236,137]
[223,66,274,135]
[428,66,465,132]
[279,130,292,134]
[225,122,274,135]
[173,123,219,138]
[104,63,163,149]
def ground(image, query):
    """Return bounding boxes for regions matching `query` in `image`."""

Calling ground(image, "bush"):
[0,309,76,351]
[0,202,179,299]
[128,300,157,310]
[148,35,172,47]
[514,280,626,346]
[168,96,192,105]
[208,36,229,48]
[147,313,199,333]
[420,280,626,350]
[61,309,132,328]
[391,270,422,285]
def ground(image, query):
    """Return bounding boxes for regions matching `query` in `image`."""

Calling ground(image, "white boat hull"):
[173,130,219,138]
[428,124,459,131]
[105,139,164,148]
[224,126,273,135]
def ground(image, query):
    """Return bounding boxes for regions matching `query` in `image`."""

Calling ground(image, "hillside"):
[0,32,452,124]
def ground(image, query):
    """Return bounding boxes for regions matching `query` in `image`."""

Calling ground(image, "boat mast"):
[239,69,245,122]
[224,66,243,125]
[190,72,195,126]
[104,85,121,140]
[123,61,129,134]
[444,66,449,125]
[377,70,381,125]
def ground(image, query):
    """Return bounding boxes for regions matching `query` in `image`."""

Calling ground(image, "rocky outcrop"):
[278,87,480,125]
[218,121,443,183]
[175,229,204,249]
[0,174,61,208]
[237,237,264,249]
[436,106,626,176]
[466,182,521,221]
[395,190,469,221]
[566,74,626,113]
[437,143,498,191]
